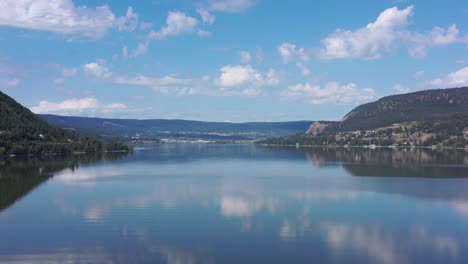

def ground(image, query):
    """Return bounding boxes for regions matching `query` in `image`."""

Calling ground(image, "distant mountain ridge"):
[40,114,313,141]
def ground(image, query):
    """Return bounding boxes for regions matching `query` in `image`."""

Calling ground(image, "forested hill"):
[339,86,468,131]
[0,91,131,155]
[0,90,72,142]
[261,87,468,148]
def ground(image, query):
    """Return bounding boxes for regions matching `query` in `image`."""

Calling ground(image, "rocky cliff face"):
[306,122,337,135]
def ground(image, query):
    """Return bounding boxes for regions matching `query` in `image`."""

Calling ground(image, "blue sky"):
[0,0,467,122]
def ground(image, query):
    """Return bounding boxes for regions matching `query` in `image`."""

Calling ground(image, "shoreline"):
[0,149,133,159]
[259,143,468,151]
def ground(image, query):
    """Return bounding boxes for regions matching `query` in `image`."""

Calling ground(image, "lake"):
[1,144,468,264]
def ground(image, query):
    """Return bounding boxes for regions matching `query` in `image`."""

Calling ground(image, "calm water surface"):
[1,144,468,264]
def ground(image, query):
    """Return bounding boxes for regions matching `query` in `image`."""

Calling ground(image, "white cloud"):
[429,67,468,87]
[116,7,139,32]
[30,97,127,116]
[132,42,150,57]
[83,61,112,78]
[105,103,127,110]
[319,6,414,60]
[0,0,137,37]
[80,60,205,95]
[239,51,252,64]
[278,43,309,63]
[316,6,466,60]
[200,0,254,13]
[149,11,199,40]
[113,75,204,95]
[408,24,462,57]
[217,65,279,88]
[282,82,377,105]
[79,61,276,97]
[197,9,216,25]
[196,0,254,25]
[114,72,269,97]
[141,11,207,54]
[278,43,310,76]
[31,97,99,114]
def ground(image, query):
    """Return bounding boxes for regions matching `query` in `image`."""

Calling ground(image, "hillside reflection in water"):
[0,144,467,264]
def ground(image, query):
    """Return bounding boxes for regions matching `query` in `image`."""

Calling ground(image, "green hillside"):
[0,91,73,142]
[260,87,468,148]
[339,87,468,131]
[0,91,132,155]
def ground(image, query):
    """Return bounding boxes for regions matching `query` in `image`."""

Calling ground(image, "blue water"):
[1,144,468,263]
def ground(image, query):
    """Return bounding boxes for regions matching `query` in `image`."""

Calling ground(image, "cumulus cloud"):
[149,11,199,40]
[278,43,311,76]
[217,65,279,88]
[319,6,413,60]
[134,11,206,55]
[197,0,254,25]
[429,67,468,87]
[0,0,138,37]
[30,97,127,116]
[31,97,99,114]
[83,61,112,78]
[281,82,377,105]
[315,6,466,60]
[408,24,462,57]
[82,61,276,97]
